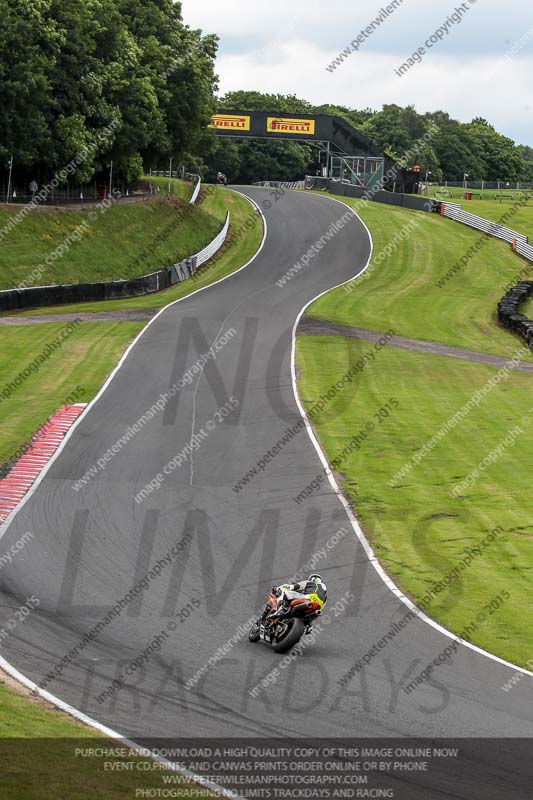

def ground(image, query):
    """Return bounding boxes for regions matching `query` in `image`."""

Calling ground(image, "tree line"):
[203,91,532,185]
[0,0,218,190]
[1,4,530,193]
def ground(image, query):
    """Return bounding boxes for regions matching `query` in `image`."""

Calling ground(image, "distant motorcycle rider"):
[263,574,327,624]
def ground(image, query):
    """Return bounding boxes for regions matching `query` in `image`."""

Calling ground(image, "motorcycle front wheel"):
[272,618,305,654]
[248,622,261,642]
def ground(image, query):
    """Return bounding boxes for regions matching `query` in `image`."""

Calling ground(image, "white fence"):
[169,212,230,284]
[189,175,201,205]
[442,202,531,255]
[515,240,533,262]
[437,181,533,191]
[196,212,230,267]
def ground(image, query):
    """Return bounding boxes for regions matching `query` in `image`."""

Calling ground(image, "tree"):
[517,145,533,181]
[0,0,219,188]
[424,112,485,181]
[204,91,314,184]
[220,90,312,114]
[465,120,524,180]
[0,0,58,170]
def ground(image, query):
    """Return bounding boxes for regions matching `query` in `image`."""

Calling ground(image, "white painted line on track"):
[0,186,265,800]
[289,191,533,683]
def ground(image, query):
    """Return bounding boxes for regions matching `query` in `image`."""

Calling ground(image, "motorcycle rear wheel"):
[272,618,305,654]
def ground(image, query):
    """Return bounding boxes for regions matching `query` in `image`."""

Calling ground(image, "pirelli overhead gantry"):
[209,110,418,192]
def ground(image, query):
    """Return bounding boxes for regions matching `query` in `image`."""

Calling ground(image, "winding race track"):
[0,188,532,796]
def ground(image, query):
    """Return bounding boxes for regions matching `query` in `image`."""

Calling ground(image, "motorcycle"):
[248,588,322,654]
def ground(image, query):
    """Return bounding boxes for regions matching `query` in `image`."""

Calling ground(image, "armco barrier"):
[439,202,533,348]
[304,177,440,213]
[305,178,533,348]
[442,203,529,246]
[0,213,230,311]
[254,180,306,190]
[190,176,202,205]
[497,281,533,349]
[515,239,533,263]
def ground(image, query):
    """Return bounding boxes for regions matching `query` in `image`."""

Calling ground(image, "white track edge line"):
[0,187,265,800]
[0,190,266,540]
[0,652,239,799]
[290,192,533,682]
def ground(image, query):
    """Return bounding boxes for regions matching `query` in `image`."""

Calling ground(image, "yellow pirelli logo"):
[209,114,250,131]
[267,117,316,135]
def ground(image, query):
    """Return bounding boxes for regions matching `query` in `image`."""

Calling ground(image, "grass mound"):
[0,190,221,290]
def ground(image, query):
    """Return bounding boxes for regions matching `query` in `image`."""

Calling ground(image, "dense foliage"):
[0,0,218,187]
[204,91,529,185]
[0,3,528,191]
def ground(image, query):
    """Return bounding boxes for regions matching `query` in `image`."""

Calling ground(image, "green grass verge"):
[296,336,533,667]
[522,291,533,318]
[0,684,206,798]
[8,186,262,315]
[0,321,143,468]
[0,682,99,737]
[144,174,194,201]
[0,184,263,753]
[0,191,221,289]
[306,197,533,361]
[426,187,533,240]
[0,317,208,799]
[430,186,530,201]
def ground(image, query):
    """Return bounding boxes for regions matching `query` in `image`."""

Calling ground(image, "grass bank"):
[0,183,263,753]
[7,186,262,315]
[0,182,221,290]
[143,174,194,201]
[0,321,143,469]
[297,336,533,667]
[0,682,206,798]
[307,197,533,361]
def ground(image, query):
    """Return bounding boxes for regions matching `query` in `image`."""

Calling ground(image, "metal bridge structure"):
[209,110,418,193]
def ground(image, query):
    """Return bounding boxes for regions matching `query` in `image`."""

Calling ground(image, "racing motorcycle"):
[248,587,322,654]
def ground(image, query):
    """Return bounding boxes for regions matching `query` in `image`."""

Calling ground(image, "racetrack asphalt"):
[0,187,532,797]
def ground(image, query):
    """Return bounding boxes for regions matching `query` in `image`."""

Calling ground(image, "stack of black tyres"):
[497,281,533,349]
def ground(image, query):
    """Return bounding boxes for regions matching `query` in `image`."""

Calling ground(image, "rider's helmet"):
[308,573,324,584]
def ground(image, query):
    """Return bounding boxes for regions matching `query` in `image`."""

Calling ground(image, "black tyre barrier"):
[0,268,175,312]
[0,222,222,313]
[497,281,533,349]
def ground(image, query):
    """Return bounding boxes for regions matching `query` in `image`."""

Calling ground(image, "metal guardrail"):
[442,203,529,248]
[190,176,202,205]
[169,213,230,284]
[515,240,533,262]
[254,180,306,189]
[441,202,533,349]
[0,212,231,309]
[196,212,230,267]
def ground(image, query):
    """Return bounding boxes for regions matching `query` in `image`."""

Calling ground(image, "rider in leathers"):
[263,574,327,628]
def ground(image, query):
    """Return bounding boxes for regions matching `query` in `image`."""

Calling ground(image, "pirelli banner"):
[208,110,417,192]
[209,113,316,137]
[209,111,340,145]
[209,114,251,132]
[266,117,315,135]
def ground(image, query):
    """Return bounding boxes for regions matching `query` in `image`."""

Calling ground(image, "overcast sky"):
[183,0,533,146]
